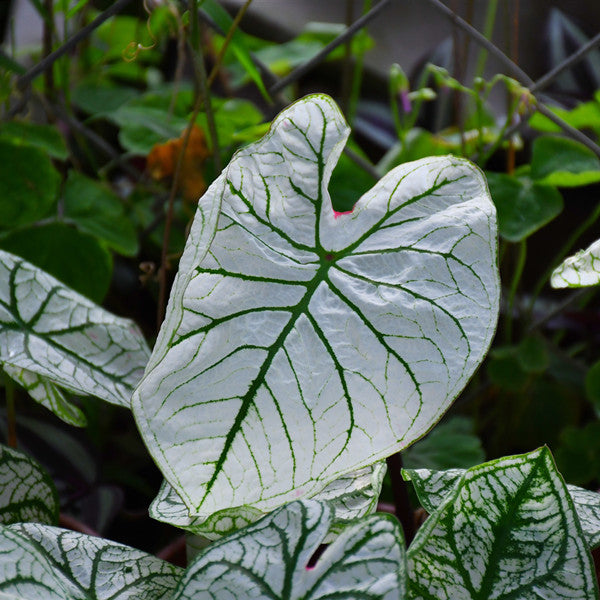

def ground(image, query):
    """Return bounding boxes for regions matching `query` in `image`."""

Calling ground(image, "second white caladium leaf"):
[173,499,406,600]
[0,249,151,421]
[133,94,499,517]
[551,238,600,288]
[150,461,386,540]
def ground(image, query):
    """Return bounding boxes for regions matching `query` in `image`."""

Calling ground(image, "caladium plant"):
[551,238,600,288]
[0,249,150,425]
[3,94,600,598]
[132,93,500,524]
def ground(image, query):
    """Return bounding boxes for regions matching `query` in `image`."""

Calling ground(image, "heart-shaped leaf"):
[404,463,600,550]
[132,94,499,517]
[173,499,405,600]
[0,249,151,417]
[150,461,386,541]
[551,238,600,288]
[0,523,182,599]
[0,443,58,525]
[407,448,598,599]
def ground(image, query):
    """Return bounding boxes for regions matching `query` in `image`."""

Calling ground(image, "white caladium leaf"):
[404,465,600,550]
[133,93,499,517]
[0,443,58,525]
[407,448,599,600]
[0,523,182,599]
[551,238,600,288]
[173,499,406,600]
[0,250,151,415]
[150,461,386,540]
[2,364,86,426]
[402,467,463,514]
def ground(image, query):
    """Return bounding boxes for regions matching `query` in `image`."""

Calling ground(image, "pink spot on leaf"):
[333,209,354,219]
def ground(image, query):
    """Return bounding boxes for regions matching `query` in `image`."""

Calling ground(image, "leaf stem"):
[505,239,526,343]
[386,452,414,545]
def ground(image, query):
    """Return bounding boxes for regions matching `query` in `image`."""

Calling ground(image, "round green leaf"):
[133,94,500,517]
[517,334,549,373]
[63,171,138,256]
[531,136,600,187]
[0,223,112,303]
[0,121,68,160]
[0,140,60,230]
[486,172,563,242]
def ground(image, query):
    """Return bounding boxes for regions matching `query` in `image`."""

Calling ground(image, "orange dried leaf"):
[147,125,211,203]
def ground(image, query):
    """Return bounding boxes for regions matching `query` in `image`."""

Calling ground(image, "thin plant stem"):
[505,240,526,343]
[474,0,498,81]
[528,201,600,318]
[5,378,17,449]
[347,0,372,125]
[207,0,254,90]
[340,0,355,115]
[157,11,221,330]
[17,0,135,90]
[386,452,415,546]
[43,0,54,99]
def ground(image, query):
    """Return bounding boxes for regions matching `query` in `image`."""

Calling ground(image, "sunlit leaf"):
[150,461,386,541]
[0,523,181,599]
[551,238,600,288]
[132,94,499,518]
[173,499,405,600]
[407,448,598,599]
[0,249,150,416]
[0,443,58,525]
[531,136,600,187]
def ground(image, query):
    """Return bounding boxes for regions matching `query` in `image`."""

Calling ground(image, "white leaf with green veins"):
[2,364,86,426]
[407,448,599,600]
[0,523,182,599]
[0,250,151,415]
[173,499,406,600]
[0,443,58,526]
[551,238,600,288]
[404,464,600,550]
[132,93,499,517]
[150,460,386,540]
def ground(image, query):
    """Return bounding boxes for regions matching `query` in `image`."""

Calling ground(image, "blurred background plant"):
[1,0,600,560]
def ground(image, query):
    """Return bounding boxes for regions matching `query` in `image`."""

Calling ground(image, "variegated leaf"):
[173,499,405,600]
[0,443,58,525]
[150,461,386,541]
[2,364,86,427]
[407,448,598,600]
[404,465,600,550]
[132,94,499,517]
[0,249,151,418]
[0,523,182,599]
[551,238,600,288]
